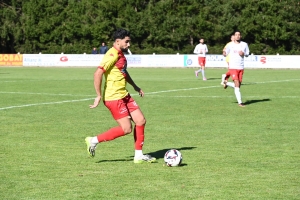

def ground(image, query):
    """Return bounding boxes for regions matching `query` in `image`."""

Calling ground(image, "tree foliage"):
[1,0,300,54]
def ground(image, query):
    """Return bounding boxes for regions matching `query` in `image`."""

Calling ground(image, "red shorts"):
[228,69,244,83]
[104,94,139,120]
[198,57,206,66]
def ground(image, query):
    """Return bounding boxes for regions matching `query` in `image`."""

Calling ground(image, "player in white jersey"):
[193,38,208,80]
[223,30,249,107]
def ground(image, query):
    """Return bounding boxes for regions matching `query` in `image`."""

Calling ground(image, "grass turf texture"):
[0,67,299,200]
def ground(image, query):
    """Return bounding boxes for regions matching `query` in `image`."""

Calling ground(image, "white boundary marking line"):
[146,95,299,98]
[144,85,218,95]
[253,79,300,84]
[144,79,300,95]
[0,79,299,110]
[0,98,94,110]
[0,91,94,97]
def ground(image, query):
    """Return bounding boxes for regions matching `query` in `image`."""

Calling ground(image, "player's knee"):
[135,118,146,126]
[122,126,132,135]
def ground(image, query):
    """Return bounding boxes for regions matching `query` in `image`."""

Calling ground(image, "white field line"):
[147,95,299,98]
[0,91,94,97]
[144,79,300,95]
[251,79,300,84]
[144,85,218,95]
[0,98,94,110]
[0,79,299,110]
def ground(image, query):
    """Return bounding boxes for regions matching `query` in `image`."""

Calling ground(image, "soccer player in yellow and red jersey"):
[221,34,235,87]
[85,28,156,163]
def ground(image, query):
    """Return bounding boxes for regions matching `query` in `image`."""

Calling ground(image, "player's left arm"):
[244,43,250,57]
[124,70,144,97]
[239,43,250,57]
[205,45,208,53]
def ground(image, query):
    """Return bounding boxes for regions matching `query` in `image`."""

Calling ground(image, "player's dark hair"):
[113,28,130,40]
[233,30,241,35]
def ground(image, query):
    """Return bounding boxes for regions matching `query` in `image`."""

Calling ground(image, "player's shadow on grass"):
[206,77,220,80]
[243,98,271,105]
[147,147,197,160]
[96,158,132,163]
[95,147,196,163]
[148,147,195,167]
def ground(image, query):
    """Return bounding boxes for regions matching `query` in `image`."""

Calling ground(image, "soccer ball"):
[164,149,182,167]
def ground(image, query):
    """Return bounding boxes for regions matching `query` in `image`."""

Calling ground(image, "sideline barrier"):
[23,54,105,67]
[18,54,300,69]
[0,54,23,66]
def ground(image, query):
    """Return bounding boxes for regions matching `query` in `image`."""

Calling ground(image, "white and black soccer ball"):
[164,149,182,167]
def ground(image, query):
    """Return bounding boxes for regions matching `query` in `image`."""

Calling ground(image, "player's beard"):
[121,47,129,53]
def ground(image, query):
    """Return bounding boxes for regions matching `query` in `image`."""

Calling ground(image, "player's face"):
[234,32,241,41]
[200,39,204,43]
[119,36,131,52]
[231,35,235,42]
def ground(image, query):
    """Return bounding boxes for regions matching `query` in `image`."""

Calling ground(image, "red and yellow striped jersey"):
[98,47,128,101]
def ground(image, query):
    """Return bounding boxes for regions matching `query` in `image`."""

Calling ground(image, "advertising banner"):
[23,54,104,67]
[0,54,23,66]
[184,54,227,68]
[248,55,300,69]
[22,54,300,68]
[142,55,184,67]
[56,54,104,66]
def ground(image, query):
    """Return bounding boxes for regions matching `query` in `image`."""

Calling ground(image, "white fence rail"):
[19,54,300,69]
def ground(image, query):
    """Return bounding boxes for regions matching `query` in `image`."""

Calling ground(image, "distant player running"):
[222,30,249,107]
[85,28,156,163]
[193,38,208,80]
[221,34,235,87]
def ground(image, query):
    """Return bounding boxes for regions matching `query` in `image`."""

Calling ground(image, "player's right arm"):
[223,49,227,57]
[90,49,117,108]
[224,43,231,57]
[223,47,228,57]
[193,45,199,54]
[223,42,230,56]
[90,68,104,108]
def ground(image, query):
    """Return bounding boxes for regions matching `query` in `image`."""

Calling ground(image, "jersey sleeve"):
[225,43,231,56]
[223,42,232,51]
[244,43,250,56]
[99,50,118,72]
[193,45,199,54]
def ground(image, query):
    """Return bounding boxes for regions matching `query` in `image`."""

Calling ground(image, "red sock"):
[134,125,145,150]
[97,127,125,142]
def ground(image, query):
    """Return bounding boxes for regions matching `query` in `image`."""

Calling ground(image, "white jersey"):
[225,41,249,69]
[193,43,208,57]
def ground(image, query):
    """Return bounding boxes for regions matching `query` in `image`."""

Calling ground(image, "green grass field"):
[1,67,300,200]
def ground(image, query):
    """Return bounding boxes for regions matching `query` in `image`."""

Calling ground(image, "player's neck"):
[113,45,121,51]
[234,40,241,44]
